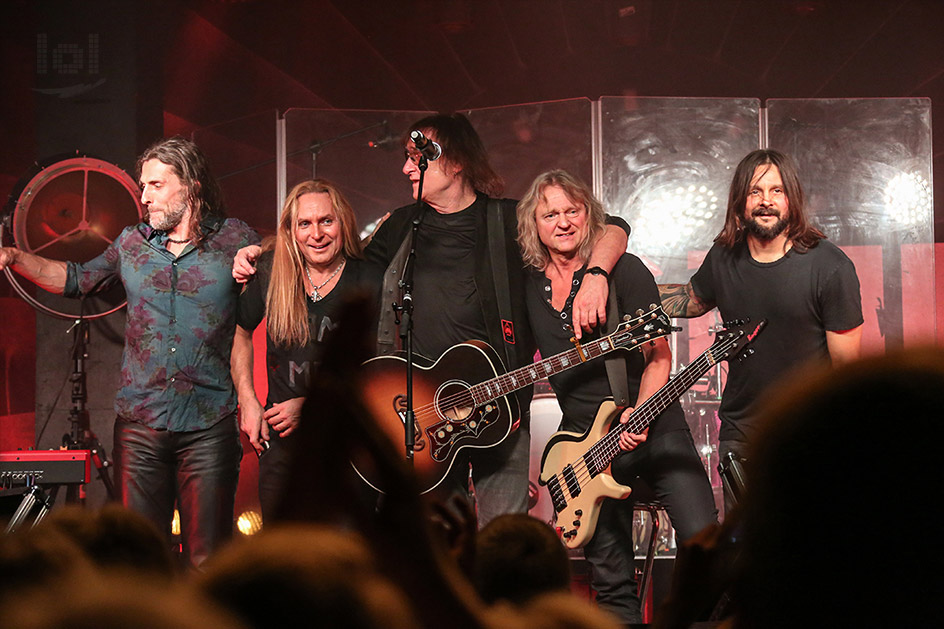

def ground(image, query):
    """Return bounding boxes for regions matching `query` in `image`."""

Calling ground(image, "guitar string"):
[552,336,739,498]
[405,328,632,427]
[568,349,720,489]
[557,337,737,496]
[555,350,716,497]
[404,320,667,432]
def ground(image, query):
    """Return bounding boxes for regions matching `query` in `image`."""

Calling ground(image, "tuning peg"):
[636,308,644,316]
[649,303,657,310]
[623,314,631,322]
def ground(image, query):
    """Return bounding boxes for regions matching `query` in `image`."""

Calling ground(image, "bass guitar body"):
[540,318,767,548]
[356,340,519,494]
[539,400,630,548]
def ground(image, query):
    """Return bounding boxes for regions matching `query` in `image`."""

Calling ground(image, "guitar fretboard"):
[469,312,669,405]
[583,333,741,477]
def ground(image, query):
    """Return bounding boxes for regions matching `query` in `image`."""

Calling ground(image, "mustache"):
[751,208,780,217]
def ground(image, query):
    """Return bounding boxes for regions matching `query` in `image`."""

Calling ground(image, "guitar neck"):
[588,346,721,470]
[627,350,717,434]
[470,327,633,404]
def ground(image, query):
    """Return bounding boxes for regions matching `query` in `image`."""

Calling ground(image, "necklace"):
[304,258,345,302]
[166,236,191,244]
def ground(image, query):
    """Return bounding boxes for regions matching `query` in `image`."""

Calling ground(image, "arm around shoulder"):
[657,281,714,318]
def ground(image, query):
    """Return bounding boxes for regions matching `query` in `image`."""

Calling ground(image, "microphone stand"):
[216,121,388,182]
[62,304,117,503]
[305,121,388,180]
[392,155,429,464]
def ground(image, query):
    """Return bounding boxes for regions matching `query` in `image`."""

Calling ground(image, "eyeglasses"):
[404,148,423,164]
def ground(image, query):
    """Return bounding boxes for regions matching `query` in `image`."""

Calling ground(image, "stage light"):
[629,183,719,254]
[236,510,263,536]
[171,509,181,536]
[883,172,931,227]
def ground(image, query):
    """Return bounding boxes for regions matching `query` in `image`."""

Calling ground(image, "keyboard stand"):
[3,485,58,534]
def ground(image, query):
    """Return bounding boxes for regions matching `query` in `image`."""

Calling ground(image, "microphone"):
[410,130,442,161]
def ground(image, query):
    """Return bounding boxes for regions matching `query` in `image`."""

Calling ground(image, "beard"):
[148,194,189,231]
[743,209,787,241]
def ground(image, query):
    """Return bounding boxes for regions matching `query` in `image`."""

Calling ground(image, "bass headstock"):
[710,318,768,364]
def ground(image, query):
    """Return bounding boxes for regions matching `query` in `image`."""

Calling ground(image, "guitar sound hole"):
[436,381,475,423]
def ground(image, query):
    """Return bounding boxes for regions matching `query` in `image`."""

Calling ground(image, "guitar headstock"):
[610,304,676,351]
[710,318,768,363]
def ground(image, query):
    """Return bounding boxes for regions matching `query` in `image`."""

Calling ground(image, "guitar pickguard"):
[426,402,500,462]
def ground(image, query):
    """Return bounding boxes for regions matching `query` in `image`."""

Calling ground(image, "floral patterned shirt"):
[63,216,259,432]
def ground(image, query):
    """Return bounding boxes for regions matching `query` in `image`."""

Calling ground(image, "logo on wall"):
[33,33,106,98]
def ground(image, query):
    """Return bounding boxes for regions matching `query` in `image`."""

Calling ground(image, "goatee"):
[743,211,786,241]
[149,200,188,231]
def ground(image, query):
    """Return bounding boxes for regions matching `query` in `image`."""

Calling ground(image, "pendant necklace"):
[305,258,345,302]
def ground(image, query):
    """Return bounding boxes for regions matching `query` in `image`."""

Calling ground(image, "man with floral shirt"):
[0,137,259,566]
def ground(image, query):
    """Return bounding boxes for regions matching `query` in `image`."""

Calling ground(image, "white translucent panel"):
[283,108,432,230]
[767,98,934,350]
[599,97,761,284]
[465,99,594,200]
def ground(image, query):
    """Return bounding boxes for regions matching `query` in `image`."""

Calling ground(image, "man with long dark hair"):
[0,136,259,566]
[658,149,863,503]
[364,113,630,526]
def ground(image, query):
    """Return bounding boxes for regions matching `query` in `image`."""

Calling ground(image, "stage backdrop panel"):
[767,98,935,352]
[464,98,594,201]
[599,97,762,286]
[283,108,432,233]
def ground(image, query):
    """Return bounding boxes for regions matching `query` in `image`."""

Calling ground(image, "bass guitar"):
[355,306,674,493]
[540,318,766,548]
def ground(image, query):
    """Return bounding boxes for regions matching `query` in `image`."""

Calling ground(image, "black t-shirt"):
[525,253,687,437]
[410,197,490,361]
[691,239,863,443]
[236,251,379,408]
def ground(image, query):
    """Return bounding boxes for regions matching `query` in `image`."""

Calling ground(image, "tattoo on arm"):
[657,282,713,318]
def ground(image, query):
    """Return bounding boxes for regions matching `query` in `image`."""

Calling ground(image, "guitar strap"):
[603,279,630,406]
[486,198,517,371]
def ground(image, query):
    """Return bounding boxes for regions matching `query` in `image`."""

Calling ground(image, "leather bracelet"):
[586,266,609,279]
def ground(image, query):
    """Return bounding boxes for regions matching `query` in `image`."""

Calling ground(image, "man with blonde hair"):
[232,179,379,522]
[517,169,716,624]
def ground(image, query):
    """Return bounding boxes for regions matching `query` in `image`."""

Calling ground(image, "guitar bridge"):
[393,395,424,451]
